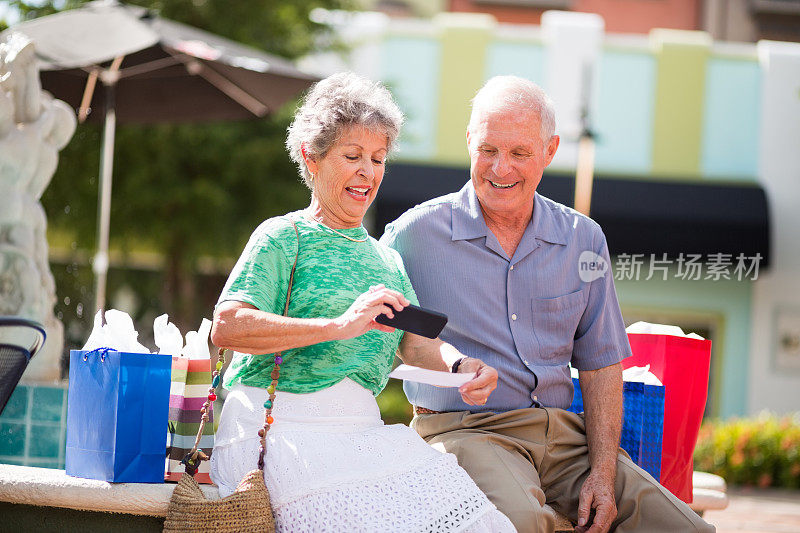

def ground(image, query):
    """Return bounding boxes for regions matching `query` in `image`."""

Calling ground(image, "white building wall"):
[748,41,800,415]
[541,11,605,171]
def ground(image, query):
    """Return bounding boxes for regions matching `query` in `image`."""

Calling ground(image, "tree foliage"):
[3,0,352,331]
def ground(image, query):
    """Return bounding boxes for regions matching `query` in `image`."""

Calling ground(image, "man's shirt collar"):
[451,180,568,247]
[451,181,489,241]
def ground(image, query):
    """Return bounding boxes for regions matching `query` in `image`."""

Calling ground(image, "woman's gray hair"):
[286,72,404,187]
[469,76,556,144]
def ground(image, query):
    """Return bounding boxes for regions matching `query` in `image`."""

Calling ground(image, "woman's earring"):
[309,172,315,184]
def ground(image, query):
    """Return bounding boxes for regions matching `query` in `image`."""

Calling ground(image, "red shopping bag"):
[623,333,712,503]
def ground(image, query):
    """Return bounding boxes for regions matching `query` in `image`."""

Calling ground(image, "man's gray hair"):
[469,76,556,144]
[286,71,404,187]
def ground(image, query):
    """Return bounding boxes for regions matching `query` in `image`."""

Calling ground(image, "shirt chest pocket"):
[531,290,587,362]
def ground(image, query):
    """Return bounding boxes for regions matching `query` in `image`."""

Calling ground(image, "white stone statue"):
[0,32,76,382]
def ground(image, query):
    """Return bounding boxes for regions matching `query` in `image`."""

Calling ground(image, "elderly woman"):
[209,72,515,532]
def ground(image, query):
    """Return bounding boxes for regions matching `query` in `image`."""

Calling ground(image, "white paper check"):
[388,364,475,388]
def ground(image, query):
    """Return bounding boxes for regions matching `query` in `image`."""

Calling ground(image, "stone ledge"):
[691,472,729,512]
[694,470,727,492]
[691,488,730,512]
[0,464,219,517]
[0,463,727,522]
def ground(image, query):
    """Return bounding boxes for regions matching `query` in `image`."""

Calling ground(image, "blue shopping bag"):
[568,377,665,481]
[66,349,172,483]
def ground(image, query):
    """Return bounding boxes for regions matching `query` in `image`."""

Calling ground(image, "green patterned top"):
[219,212,418,396]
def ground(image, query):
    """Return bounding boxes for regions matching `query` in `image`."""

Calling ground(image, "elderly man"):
[382,76,714,533]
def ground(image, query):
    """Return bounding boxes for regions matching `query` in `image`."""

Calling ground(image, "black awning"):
[375,163,771,268]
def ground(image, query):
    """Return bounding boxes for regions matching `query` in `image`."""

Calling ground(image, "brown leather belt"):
[413,405,445,415]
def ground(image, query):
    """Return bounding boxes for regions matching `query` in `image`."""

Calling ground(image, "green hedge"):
[377,379,414,425]
[694,412,800,489]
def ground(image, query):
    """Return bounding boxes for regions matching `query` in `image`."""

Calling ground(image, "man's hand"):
[576,471,617,533]
[576,363,623,533]
[456,357,498,406]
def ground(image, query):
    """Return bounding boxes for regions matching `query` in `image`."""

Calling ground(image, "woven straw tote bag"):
[163,220,299,533]
[164,470,274,532]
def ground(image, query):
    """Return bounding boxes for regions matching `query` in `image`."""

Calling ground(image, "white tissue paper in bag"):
[570,363,663,386]
[80,309,150,353]
[621,365,663,386]
[181,318,212,359]
[104,309,150,353]
[81,311,109,351]
[153,314,183,357]
[625,321,705,340]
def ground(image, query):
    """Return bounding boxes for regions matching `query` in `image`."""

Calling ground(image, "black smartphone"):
[375,304,448,339]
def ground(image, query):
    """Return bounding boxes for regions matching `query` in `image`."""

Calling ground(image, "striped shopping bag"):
[165,356,215,483]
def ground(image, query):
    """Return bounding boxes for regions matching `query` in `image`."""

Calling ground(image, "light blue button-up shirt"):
[381,181,631,411]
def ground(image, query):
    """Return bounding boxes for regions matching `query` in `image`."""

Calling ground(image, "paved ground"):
[704,487,800,533]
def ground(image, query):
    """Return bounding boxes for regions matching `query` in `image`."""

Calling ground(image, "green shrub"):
[377,379,414,425]
[694,412,800,489]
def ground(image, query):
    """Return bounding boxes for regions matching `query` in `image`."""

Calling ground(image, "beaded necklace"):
[321,225,368,243]
[304,211,368,243]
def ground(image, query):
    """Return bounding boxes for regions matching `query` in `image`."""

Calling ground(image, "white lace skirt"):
[210,378,516,532]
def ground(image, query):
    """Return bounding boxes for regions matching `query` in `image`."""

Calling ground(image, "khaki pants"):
[412,407,715,533]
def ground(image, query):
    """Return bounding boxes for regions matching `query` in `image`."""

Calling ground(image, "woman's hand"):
[456,357,499,406]
[397,336,499,405]
[332,284,409,340]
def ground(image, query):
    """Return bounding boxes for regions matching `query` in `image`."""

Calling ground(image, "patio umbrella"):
[3,0,318,312]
